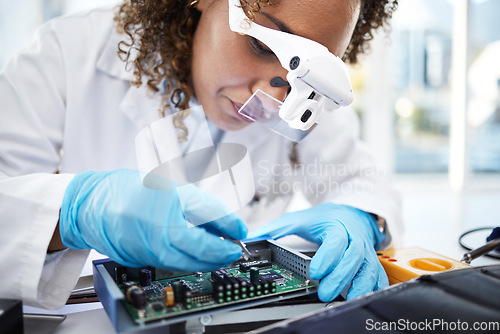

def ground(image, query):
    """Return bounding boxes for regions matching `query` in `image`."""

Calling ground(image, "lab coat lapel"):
[96,28,161,130]
[119,85,164,130]
[96,27,133,81]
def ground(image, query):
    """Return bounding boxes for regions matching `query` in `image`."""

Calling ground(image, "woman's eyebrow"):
[260,12,294,34]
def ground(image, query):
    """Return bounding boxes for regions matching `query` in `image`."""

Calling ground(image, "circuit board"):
[119,260,315,324]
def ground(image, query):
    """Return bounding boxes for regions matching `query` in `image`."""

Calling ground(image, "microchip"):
[211,269,228,282]
[259,273,284,283]
[185,290,212,299]
[152,303,164,311]
[239,260,272,272]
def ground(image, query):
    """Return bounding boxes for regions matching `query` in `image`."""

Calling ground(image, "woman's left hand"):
[248,203,388,302]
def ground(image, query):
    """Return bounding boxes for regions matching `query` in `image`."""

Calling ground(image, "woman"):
[0,0,401,308]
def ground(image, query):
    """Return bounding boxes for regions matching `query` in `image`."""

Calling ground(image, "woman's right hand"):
[59,169,247,271]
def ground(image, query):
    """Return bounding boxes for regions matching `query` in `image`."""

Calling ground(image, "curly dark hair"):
[114,0,397,139]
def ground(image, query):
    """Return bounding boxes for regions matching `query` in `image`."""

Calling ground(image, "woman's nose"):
[250,75,290,102]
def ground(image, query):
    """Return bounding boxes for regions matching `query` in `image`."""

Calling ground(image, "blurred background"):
[349,0,500,259]
[1,0,499,261]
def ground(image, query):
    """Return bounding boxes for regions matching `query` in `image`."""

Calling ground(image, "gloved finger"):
[375,261,389,290]
[169,225,242,264]
[316,238,365,302]
[154,249,237,272]
[247,211,304,239]
[309,225,349,280]
[200,211,248,240]
[179,185,234,226]
[345,257,378,300]
[110,248,234,273]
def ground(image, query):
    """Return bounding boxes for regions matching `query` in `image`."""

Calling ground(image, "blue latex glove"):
[248,203,388,301]
[59,169,247,271]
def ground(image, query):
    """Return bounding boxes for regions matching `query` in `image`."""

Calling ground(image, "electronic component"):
[122,281,135,291]
[260,273,284,283]
[129,287,146,310]
[250,267,260,283]
[212,282,226,303]
[252,281,263,296]
[239,260,272,272]
[225,274,241,301]
[171,280,183,303]
[115,267,128,284]
[235,276,250,299]
[185,290,211,304]
[139,268,152,287]
[164,286,174,307]
[211,269,228,282]
[125,285,140,301]
[93,239,318,332]
[151,303,164,312]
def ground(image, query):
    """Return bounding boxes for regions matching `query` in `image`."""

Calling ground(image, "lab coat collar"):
[96,28,163,130]
[120,84,164,130]
[96,28,134,81]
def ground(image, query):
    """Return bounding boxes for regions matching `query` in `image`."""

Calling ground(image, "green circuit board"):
[120,261,315,324]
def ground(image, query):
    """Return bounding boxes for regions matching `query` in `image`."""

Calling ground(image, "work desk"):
[22,237,498,334]
[22,177,500,333]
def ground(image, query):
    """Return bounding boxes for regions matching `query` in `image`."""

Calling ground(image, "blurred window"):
[467,0,500,173]
[353,0,500,178]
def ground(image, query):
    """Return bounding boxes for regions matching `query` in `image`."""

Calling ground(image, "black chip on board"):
[260,273,284,282]
[152,303,164,311]
[239,260,272,272]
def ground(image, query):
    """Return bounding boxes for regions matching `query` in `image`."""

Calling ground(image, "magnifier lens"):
[238,89,282,123]
[238,89,313,142]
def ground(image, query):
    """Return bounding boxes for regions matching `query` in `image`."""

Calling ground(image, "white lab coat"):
[0,7,402,309]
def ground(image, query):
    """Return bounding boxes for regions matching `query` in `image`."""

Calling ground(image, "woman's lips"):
[231,101,254,123]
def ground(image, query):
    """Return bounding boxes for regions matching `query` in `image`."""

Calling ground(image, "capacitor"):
[171,280,183,303]
[250,267,260,284]
[122,281,135,293]
[164,286,175,307]
[125,285,142,302]
[130,287,146,310]
[139,268,152,287]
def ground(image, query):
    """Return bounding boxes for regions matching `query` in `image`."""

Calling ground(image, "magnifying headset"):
[228,0,354,142]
